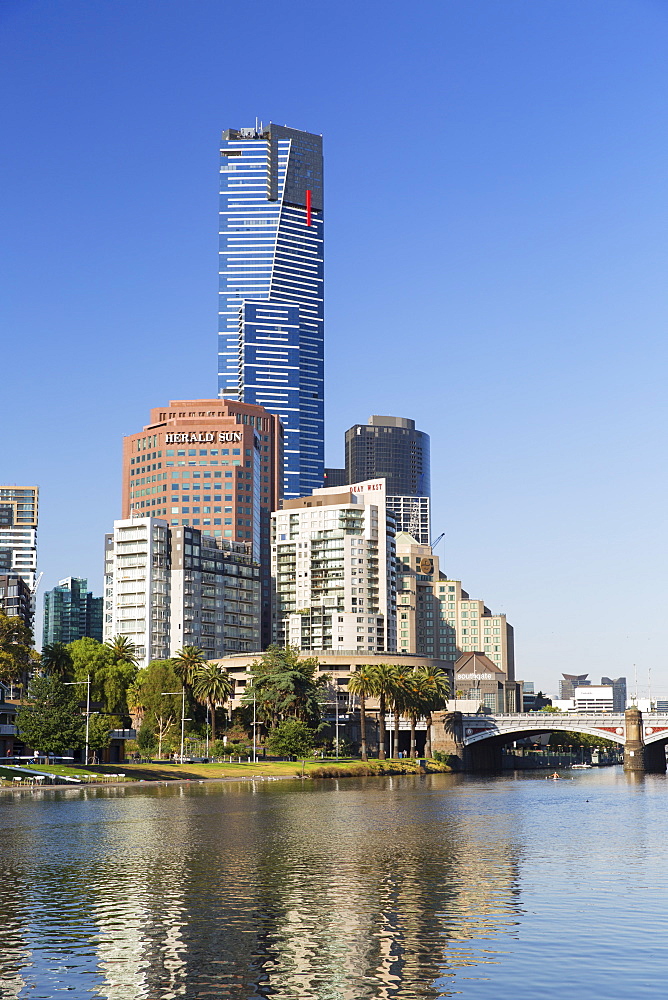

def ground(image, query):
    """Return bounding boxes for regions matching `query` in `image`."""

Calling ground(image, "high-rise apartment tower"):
[0,486,38,591]
[43,577,103,646]
[217,122,324,499]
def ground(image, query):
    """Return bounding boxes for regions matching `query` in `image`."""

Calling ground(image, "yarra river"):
[1,768,667,999]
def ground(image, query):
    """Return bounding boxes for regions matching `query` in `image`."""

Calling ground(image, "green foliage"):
[266,719,316,759]
[192,663,233,742]
[130,659,183,720]
[0,611,36,687]
[173,646,206,687]
[540,705,563,713]
[17,675,85,754]
[136,723,157,754]
[348,666,376,761]
[41,643,73,680]
[67,637,137,717]
[548,730,617,749]
[87,713,120,753]
[244,645,325,727]
[105,634,139,665]
[367,663,398,760]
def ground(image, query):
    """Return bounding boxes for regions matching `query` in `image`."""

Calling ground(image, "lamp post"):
[64,674,91,765]
[162,688,187,762]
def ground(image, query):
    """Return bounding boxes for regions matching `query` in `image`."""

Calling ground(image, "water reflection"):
[0,775,526,999]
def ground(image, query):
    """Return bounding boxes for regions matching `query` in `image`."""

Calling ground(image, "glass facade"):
[345,417,430,498]
[218,123,324,499]
[43,577,102,646]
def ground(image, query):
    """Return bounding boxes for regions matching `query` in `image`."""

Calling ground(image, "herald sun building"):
[118,398,283,649]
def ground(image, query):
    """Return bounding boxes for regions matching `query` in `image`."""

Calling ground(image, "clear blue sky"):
[2,0,668,696]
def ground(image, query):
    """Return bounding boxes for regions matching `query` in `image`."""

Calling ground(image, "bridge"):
[431,706,668,773]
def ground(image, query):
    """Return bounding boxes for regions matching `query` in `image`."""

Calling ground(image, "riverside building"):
[121,399,281,647]
[43,577,102,645]
[103,518,260,668]
[394,532,515,677]
[272,478,397,654]
[218,122,324,499]
[0,486,38,591]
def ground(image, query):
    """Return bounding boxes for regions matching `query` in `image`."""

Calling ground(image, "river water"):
[0,768,666,999]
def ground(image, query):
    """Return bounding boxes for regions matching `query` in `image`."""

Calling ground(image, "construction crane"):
[430,533,445,549]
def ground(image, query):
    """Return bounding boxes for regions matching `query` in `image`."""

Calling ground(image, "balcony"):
[0,724,17,736]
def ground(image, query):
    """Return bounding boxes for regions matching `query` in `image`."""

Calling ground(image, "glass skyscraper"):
[218,122,324,499]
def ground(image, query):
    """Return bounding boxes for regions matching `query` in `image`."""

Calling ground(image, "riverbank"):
[0,757,454,789]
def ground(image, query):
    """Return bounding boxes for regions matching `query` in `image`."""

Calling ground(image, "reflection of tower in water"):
[242,777,523,998]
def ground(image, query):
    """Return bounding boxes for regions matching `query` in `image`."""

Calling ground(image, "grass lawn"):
[1,757,451,786]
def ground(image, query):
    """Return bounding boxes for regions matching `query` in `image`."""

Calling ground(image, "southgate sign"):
[165,432,243,445]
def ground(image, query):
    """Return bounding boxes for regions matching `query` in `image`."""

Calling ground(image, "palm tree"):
[192,663,233,743]
[40,642,73,679]
[347,665,375,761]
[403,670,431,758]
[126,680,146,731]
[421,667,450,759]
[173,645,206,688]
[105,635,138,665]
[390,666,412,758]
[368,663,398,760]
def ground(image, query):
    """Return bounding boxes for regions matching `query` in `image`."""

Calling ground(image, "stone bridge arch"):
[431,708,668,773]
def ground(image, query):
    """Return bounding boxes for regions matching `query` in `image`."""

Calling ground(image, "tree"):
[192,663,233,743]
[16,675,84,755]
[420,666,450,759]
[173,646,206,688]
[68,637,137,718]
[244,646,325,728]
[40,643,73,680]
[130,659,184,751]
[0,611,37,689]
[87,713,121,759]
[105,634,139,665]
[266,719,315,760]
[390,665,413,758]
[368,663,398,760]
[153,713,175,758]
[348,666,375,761]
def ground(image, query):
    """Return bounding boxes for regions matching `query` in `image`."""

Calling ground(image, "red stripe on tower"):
[306,189,312,226]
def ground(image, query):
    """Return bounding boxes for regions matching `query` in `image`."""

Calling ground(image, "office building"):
[323,468,347,488]
[333,416,431,543]
[601,676,627,711]
[573,685,614,712]
[395,533,515,677]
[43,577,102,646]
[121,399,281,647]
[452,651,521,714]
[218,122,324,499]
[272,478,397,653]
[0,575,32,629]
[559,673,590,700]
[104,518,260,668]
[0,486,38,590]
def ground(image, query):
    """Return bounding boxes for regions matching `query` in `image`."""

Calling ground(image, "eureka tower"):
[217,122,324,499]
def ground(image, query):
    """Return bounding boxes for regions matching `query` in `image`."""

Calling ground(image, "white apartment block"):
[0,486,38,591]
[395,532,515,677]
[272,478,397,653]
[104,519,170,667]
[104,518,260,668]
